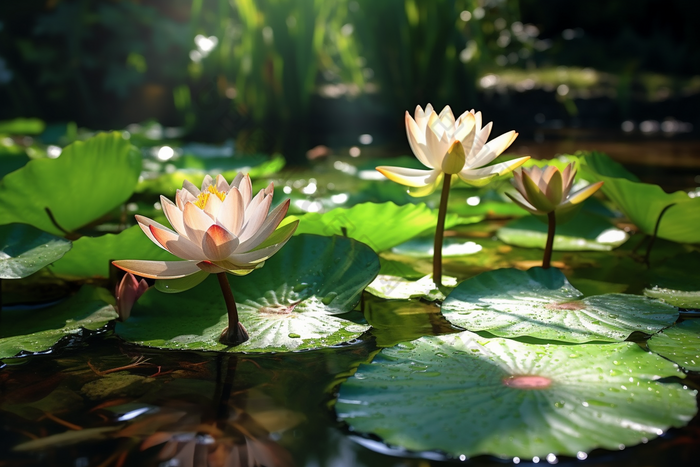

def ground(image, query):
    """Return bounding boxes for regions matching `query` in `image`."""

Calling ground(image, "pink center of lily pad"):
[546,300,586,311]
[503,375,552,389]
[258,302,300,316]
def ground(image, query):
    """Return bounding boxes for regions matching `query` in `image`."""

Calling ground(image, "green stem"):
[542,211,556,269]
[433,173,452,286]
[216,272,249,346]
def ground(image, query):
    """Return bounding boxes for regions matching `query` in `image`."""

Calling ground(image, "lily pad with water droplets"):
[0,286,117,360]
[0,132,141,236]
[293,202,480,252]
[366,274,457,301]
[647,320,700,371]
[0,223,72,279]
[441,268,678,343]
[391,236,484,257]
[115,234,379,352]
[643,252,700,309]
[336,331,697,459]
[496,212,629,251]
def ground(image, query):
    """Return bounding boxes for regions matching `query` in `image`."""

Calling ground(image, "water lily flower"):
[113,173,298,345]
[506,163,604,268]
[114,272,149,322]
[506,163,604,219]
[376,104,529,196]
[375,104,528,286]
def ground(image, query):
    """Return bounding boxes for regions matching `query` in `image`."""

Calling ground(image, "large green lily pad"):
[0,132,141,235]
[116,235,379,352]
[336,331,697,459]
[580,154,700,244]
[441,268,678,343]
[391,236,484,258]
[648,320,700,371]
[292,202,480,252]
[366,274,457,301]
[497,212,629,251]
[0,223,72,279]
[0,286,117,360]
[49,225,177,279]
[643,252,700,309]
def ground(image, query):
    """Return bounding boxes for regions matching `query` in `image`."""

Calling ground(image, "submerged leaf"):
[442,267,678,343]
[116,235,379,352]
[336,331,697,459]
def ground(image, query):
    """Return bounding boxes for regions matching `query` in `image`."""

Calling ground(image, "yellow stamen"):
[194,185,227,209]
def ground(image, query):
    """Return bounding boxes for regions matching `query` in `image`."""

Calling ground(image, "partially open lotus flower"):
[113,173,298,345]
[376,104,529,196]
[506,163,604,221]
[506,163,604,268]
[114,272,149,322]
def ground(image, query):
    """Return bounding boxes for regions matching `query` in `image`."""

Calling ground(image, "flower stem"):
[216,272,249,346]
[433,173,452,286]
[542,211,556,269]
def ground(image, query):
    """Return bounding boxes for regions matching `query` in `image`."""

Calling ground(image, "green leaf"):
[442,268,678,343]
[644,288,700,309]
[155,270,209,293]
[116,235,379,352]
[0,223,72,279]
[337,332,696,459]
[0,132,142,235]
[49,225,177,279]
[0,286,117,360]
[580,156,700,244]
[366,274,457,300]
[0,118,46,135]
[577,151,640,182]
[648,320,700,371]
[643,252,700,308]
[497,212,629,251]
[391,236,484,257]
[294,202,481,252]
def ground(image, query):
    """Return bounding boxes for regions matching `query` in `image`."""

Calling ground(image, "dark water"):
[1,306,699,467]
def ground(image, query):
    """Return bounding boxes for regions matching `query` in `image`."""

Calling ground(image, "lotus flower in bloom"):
[376,104,529,195]
[506,163,604,220]
[113,173,298,280]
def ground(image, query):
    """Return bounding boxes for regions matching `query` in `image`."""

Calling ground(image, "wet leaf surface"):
[336,331,697,459]
[442,268,679,343]
[648,320,700,371]
[0,223,72,279]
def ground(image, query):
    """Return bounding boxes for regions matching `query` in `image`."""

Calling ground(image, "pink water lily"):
[114,173,297,280]
[376,104,529,196]
[113,173,298,346]
[114,272,149,322]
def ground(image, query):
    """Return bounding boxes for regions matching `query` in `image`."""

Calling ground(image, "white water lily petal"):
[375,166,438,188]
[466,121,493,165]
[183,202,214,246]
[218,187,245,236]
[238,174,253,206]
[215,174,229,192]
[200,174,213,191]
[175,188,197,210]
[135,215,172,251]
[148,224,204,260]
[459,156,530,181]
[202,224,239,261]
[202,190,224,219]
[113,260,200,279]
[406,112,435,168]
[470,130,518,168]
[195,260,230,274]
[161,196,187,236]
[182,180,200,197]
[238,199,290,251]
[240,194,272,243]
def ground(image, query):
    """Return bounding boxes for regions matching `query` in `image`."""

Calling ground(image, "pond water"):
[2,135,700,466]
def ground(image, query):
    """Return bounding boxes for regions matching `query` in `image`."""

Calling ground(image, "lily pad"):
[0,286,117,360]
[293,202,481,252]
[647,320,700,371]
[0,132,141,236]
[0,223,72,279]
[0,118,46,135]
[644,288,700,309]
[336,331,697,459]
[49,225,177,279]
[643,252,700,308]
[116,234,379,352]
[580,155,700,244]
[441,268,678,343]
[497,212,629,251]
